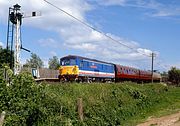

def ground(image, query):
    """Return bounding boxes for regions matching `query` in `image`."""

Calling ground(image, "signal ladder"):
[6,7,14,70]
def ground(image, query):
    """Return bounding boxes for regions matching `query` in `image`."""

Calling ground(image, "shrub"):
[0,67,62,125]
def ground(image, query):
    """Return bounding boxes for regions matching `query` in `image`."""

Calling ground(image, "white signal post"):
[8,4,41,75]
[13,4,22,75]
[14,16,21,75]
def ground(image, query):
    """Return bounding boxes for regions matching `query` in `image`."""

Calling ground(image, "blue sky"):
[0,0,180,72]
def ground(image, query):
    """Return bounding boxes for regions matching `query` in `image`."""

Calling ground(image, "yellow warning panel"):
[59,65,79,75]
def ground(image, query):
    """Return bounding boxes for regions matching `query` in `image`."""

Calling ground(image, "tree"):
[168,67,180,86]
[24,53,44,68]
[48,56,60,70]
[0,48,14,68]
[161,71,168,82]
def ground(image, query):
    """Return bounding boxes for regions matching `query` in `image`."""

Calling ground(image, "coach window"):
[119,67,122,74]
[130,69,132,74]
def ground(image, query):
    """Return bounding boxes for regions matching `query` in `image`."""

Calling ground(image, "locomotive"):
[58,55,161,83]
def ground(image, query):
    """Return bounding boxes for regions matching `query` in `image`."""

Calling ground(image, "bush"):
[0,67,179,126]
[168,67,180,86]
[0,67,63,125]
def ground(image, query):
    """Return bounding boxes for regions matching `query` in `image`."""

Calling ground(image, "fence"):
[21,67,59,79]
[39,68,59,78]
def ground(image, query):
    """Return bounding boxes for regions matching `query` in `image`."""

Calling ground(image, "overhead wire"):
[43,0,171,70]
[43,0,150,57]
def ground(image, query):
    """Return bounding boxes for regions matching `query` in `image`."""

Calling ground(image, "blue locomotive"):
[59,55,115,82]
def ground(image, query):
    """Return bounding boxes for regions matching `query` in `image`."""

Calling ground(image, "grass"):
[43,82,180,125]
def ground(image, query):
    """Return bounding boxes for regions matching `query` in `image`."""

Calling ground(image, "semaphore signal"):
[6,4,41,75]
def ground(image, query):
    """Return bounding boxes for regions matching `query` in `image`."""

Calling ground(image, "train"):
[58,55,161,83]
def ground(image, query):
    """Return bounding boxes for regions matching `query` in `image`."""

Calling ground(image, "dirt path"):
[137,111,180,126]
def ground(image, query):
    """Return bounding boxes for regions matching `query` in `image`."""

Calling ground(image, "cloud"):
[140,0,180,17]
[95,0,180,17]
[97,0,126,6]
[137,48,152,56]
[61,25,152,61]
[0,0,156,69]
[0,42,4,47]
[49,51,57,56]
[42,58,49,68]
[38,38,59,48]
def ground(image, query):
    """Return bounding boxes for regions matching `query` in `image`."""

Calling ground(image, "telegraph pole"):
[151,52,154,83]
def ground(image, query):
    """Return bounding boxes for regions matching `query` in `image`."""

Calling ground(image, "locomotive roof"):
[60,55,114,65]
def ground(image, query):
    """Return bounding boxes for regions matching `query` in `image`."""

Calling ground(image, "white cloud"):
[97,0,126,6]
[172,63,180,69]
[42,58,49,68]
[0,0,156,69]
[137,48,152,56]
[0,42,4,47]
[38,38,59,48]
[49,51,57,56]
[95,0,180,17]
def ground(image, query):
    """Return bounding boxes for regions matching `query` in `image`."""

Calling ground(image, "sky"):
[0,0,180,72]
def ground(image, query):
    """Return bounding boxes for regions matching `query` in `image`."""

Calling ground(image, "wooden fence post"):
[0,111,6,126]
[77,98,83,121]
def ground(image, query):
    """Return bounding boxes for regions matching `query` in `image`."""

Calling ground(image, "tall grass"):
[44,82,180,125]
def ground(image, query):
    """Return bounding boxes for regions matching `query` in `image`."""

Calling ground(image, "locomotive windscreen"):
[60,58,76,66]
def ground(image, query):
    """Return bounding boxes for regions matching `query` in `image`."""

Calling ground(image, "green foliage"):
[0,67,62,126]
[0,66,180,126]
[48,56,60,70]
[0,48,14,68]
[44,83,180,126]
[168,67,180,86]
[24,53,44,68]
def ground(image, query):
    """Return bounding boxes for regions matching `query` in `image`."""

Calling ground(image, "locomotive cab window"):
[61,58,76,66]
[61,59,70,66]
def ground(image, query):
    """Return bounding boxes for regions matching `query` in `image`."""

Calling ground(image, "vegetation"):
[23,53,44,68]
[0,48,14,68]
[0,66,60,125]
[168,67,180,86]
[48,56,60,70]
[44,83,180,125]
[0,66,180,125]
